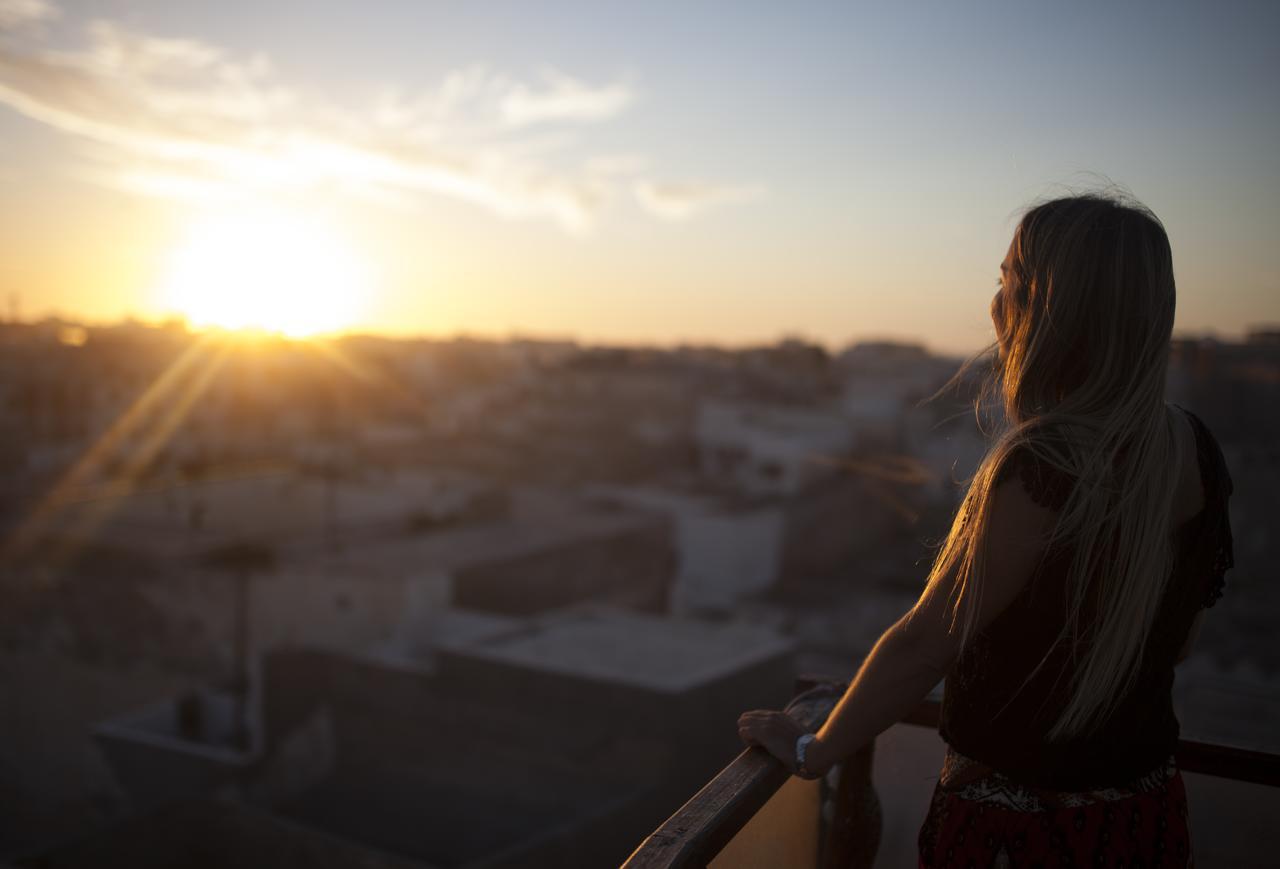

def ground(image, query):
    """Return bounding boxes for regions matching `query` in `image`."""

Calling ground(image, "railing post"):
[821,740,881,869]
[797,676,883,869]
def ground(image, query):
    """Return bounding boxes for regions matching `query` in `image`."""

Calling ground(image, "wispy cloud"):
[0,0,58,31]
[499,68,633,127]
[634,180,764,221]
[0,4,757,232]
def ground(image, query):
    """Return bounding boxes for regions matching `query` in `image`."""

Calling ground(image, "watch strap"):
[795,733,819,779]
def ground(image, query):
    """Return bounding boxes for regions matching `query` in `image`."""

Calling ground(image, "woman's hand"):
[736,709,815,776]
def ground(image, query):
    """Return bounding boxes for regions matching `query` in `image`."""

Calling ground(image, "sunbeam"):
[1,336,219,561]
[46,341,232,559]
[306,339,434,422]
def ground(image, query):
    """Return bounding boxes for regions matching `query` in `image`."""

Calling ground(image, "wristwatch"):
[795,733,819,779]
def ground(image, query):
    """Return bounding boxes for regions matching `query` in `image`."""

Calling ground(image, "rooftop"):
[443,606,795,693]
[301,490,667,576]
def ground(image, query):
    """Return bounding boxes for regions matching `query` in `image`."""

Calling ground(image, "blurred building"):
[77,607,794,868]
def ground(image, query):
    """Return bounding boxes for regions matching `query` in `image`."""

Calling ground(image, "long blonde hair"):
[929,193,1182,740]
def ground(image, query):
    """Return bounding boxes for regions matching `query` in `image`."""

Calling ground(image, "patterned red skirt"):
[918,748,1193,867]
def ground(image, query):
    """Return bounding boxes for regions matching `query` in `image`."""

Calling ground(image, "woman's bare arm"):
[1176,610,1205,665]
[738,478,1056,775]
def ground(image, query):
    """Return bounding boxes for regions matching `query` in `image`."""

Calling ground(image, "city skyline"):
[1,0,1277,353]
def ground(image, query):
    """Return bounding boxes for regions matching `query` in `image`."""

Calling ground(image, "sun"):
[157,208,371,337]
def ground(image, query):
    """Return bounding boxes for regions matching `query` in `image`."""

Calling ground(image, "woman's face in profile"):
[991,236,1017,357]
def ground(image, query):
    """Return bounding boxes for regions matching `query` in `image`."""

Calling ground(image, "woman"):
[737,193,1234,867]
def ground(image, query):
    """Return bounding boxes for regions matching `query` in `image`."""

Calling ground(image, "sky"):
[0,0,1276,352]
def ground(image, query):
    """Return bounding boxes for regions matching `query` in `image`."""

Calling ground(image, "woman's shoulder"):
[1173,404,1234,498]
[995,445,1074,512]
[996,407,1234,516]
[1170,404,1235,609]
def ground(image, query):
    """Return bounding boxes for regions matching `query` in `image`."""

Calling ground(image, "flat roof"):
[453,606,794,693]
[301,493,668,576]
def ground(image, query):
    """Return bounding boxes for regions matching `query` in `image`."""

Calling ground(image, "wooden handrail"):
[625,681,1280,869]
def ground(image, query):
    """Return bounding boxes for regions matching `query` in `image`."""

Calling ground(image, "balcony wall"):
[709,777,820,869]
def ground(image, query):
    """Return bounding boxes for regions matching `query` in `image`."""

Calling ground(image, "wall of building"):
[452,521,675,616]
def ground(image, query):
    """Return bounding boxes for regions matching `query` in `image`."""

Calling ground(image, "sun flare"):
[157,209,371,337]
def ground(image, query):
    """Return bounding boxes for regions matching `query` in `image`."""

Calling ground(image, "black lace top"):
[938,408,1234,790]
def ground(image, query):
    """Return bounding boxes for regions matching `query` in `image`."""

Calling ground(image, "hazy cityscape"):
[0,317,1276,866]
[1,0,1276,863]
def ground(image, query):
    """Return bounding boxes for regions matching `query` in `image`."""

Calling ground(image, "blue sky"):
[0,0,1276,350]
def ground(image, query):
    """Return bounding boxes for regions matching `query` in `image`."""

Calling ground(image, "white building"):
[696,399,857,498]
